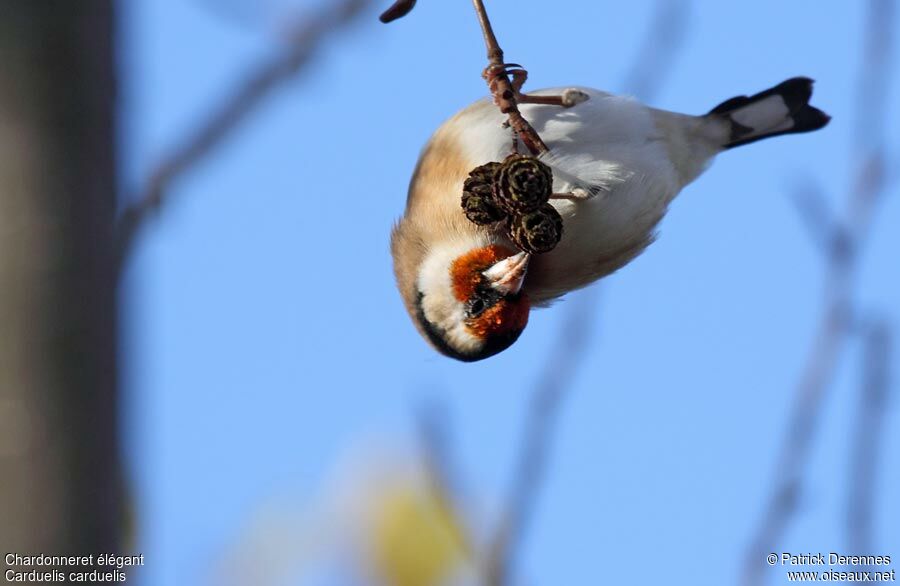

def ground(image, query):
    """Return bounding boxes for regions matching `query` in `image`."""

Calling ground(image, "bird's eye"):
[468,298,486,317]
[466,286,501,319]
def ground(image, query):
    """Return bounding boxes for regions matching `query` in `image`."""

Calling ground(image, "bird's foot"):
[560,88,590,107]
[517,88,590,108]
[482,63,526,97]
[482,65,589,109]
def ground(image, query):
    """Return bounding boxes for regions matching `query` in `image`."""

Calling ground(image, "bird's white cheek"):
[419,293,482,354]
[415,241,493,354]
[416,255,482,354]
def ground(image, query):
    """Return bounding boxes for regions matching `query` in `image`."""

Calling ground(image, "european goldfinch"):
[392,78,829,361]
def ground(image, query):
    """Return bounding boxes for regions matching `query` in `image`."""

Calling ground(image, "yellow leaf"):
[368,482,465,586]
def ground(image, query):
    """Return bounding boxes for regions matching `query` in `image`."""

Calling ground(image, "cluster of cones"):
[460,154,564,254]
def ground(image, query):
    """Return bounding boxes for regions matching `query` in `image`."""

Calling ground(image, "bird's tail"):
[707,77,830,149]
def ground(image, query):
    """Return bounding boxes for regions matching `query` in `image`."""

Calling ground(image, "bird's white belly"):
[453,88,683,301]
[530,153,678,301]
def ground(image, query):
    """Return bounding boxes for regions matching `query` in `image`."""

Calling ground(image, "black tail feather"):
[709,77,830,149]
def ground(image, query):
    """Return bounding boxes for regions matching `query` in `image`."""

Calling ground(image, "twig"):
[741,1,894,584]
[379,0,549,155]
[379,0,416,23]
[470,0,548,155]
[115,0,373,274]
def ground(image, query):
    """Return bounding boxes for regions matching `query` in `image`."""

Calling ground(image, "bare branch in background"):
[847,319,891,569]
[484,290,596,586]
[114,0,374,273]
[787,179,840,257]
[483,2,690,583]
[741,1,894,584]
[621,0,690,99]
[416,400,478,561]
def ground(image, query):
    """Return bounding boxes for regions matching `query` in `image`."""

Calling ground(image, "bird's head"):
[411,243,530,362]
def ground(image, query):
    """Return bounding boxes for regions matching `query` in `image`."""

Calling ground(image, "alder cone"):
[508,203,563,254]
[493,155,553,215]
[461,162,506,225]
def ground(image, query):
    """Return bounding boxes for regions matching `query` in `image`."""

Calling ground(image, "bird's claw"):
[550,187,595,202]
[559,89,590,108]
[483,63,529,100]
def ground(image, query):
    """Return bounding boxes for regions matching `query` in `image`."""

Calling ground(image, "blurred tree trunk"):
[0,1,120,562]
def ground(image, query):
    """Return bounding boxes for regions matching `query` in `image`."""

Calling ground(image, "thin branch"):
[470,0,548,155]
[380,0,548,153]
[115,0,373,274]
[379,0,416,23]
[741,1,894,584]
[471,0,502,62]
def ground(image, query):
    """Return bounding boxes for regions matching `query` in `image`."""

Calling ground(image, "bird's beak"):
[483,251,530,296]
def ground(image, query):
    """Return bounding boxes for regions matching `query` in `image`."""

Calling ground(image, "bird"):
[391,77,830,361]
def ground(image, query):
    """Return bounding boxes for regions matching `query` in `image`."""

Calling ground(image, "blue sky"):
[121,1,899,584]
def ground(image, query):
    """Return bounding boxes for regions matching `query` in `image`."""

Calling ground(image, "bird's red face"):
[449,245,530,342]
[413,244,530,362]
